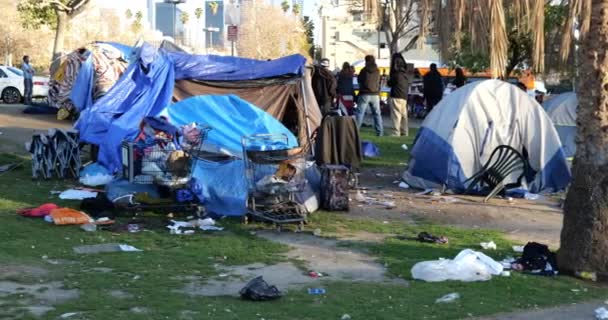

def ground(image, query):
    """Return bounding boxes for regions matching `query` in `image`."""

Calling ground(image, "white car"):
[0,65,49,104]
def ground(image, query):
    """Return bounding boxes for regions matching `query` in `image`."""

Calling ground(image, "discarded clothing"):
[361,141,380,158]
[50,208,93,225]
[315,115,362,169]
[59,189,98,200]
[17,203,59,217]
[416,232,449,244]
[411,249,503,282]
[80,195,115,219]
[239,276,282,301]
[512,242,558,276]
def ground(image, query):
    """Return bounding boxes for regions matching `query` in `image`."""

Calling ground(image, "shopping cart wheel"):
[296,221,304,233]
[242,215,249,225]
[275,223,282,233]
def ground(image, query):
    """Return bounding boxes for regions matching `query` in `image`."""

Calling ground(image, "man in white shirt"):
[21,55,34,104]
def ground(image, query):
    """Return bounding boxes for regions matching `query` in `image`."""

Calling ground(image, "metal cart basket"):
[242,134,308,232]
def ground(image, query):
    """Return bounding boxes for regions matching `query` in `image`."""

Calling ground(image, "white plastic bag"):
[411,249,503,282]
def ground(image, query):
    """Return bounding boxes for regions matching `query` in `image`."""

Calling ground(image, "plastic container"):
[307,288,326,295]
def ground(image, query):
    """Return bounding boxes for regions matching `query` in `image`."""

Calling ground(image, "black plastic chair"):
[464,145,527,202]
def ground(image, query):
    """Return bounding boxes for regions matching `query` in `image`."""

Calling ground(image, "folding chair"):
[464,145,527,202]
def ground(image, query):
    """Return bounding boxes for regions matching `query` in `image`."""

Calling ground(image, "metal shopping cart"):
[242,134,308,232]
[119,124,212,215]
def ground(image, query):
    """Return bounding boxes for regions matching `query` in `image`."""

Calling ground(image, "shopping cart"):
[242,134,308,232]
[120,124,212,215]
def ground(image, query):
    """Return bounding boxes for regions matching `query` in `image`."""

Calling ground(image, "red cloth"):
[17,203,59,217]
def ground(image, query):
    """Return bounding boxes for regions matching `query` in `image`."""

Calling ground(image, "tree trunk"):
[558,0,608,274]
[50,10,68,76]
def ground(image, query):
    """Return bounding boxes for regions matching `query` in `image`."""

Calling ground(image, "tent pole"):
[300,73,314,157]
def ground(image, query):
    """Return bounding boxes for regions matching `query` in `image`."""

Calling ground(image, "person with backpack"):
[356,55,383,136]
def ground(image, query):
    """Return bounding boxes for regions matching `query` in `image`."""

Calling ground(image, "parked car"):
[0,65,49,104]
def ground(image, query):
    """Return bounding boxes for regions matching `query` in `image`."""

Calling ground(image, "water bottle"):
[307,288,326,295]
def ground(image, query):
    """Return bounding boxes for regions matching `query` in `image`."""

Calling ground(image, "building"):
[318,0,439,70]
[155,2,184,39]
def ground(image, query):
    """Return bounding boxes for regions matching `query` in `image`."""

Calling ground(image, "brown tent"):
[173,67,322,148]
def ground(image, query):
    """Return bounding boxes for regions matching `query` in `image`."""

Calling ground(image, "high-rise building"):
[155,2,183,39]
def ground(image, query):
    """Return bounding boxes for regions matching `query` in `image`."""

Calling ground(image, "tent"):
[76,42,321,173]
[49,42,130,113]
[403,80,571,193]
[162,95,299,215]
[543,92,577,158]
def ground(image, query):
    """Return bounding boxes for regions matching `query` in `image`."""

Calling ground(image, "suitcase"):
[320,165,350,211]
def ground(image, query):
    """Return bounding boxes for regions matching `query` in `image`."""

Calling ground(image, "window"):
[353,12,362,21]
[0,69,7,78]
[7,67,23,76]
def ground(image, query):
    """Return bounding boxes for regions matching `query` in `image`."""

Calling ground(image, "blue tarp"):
[70,55,94,111]
[162,95,298,216]
[168,51,306,81]
[76,43,307,173]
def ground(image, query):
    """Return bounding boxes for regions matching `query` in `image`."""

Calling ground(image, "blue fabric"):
[80,163,110,177]
[96,41,133,60]
[162,95,298,216]
[70,55,95,111]
[76,43,175,172]
[361,141,380,158]
[555,125,576,158]
[409,127,466,190]
[168,52,306,81]
[356,95,383,136]
[76,43,306,175]
[530,149,571,193]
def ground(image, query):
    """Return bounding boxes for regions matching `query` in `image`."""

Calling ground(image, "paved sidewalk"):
[480,300,605,320]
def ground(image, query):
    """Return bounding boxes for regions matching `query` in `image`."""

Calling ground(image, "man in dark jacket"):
[387,53,412,136]
[311,58,337,116]
[423,63,444,112]
[356,55,383,136]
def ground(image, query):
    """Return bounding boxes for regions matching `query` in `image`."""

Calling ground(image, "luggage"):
[320,164,350,211]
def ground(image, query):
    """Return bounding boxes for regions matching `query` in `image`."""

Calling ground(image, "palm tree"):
[180,11,189,25]
[281,0,290,13]
[292,3,301,16]
[125,8,133,20]
[194,7,203,21]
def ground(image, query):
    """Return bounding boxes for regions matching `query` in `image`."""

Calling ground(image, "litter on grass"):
[73,243,142,254]
[398,182,410,189]
[480,241,497,250]
[512,245,525,253]
[59,189,98,200]
[435,293,460,303]
[411,249,503,282]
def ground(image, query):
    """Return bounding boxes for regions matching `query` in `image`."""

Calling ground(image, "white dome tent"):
[403,80,571,193]
[543,92,577,158]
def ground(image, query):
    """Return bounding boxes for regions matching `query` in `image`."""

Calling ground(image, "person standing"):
[311,58,337,116]
[21,55,34,105]
[423,63,444,112]
[356,55,383,136]
[387,53,412,137]
[452,67,467,88]
[336,62,355,116]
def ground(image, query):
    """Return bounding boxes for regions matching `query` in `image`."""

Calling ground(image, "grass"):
[359,127,418,167]
[0,151,606,319]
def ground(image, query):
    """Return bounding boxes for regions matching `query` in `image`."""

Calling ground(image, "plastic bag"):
[239,276,282,301]
[411,249,503,282]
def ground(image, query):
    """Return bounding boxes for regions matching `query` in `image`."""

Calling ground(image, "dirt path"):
[178,231,406,297]
[478,300,605,320]
[0,105,71,154]
[353,167,564,247]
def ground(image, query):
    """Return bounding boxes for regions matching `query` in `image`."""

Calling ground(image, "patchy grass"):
[1,153,607,320]
[359,127,418,167]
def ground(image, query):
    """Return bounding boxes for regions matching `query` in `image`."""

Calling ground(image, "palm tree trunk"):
[558,0,608,274]
[50,10,68,76]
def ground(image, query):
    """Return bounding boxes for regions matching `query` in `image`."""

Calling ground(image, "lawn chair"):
[464,145,527,202]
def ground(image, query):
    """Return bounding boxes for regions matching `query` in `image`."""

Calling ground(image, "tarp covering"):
[161,95,298,216]
[52,42,129,112]
[543,92,577,158]
[403,80,571,193]
[173,67,321,146]
[76,43,313,173]
[168,52,306,81]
